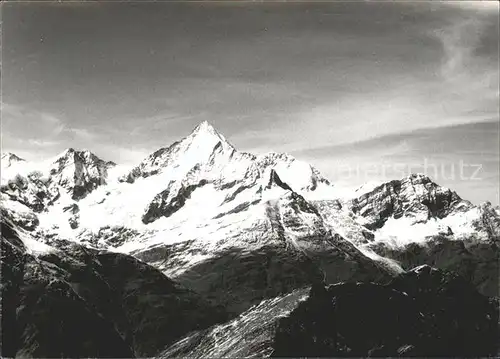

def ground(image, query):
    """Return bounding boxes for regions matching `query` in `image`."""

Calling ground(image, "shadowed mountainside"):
[0,220,226,358]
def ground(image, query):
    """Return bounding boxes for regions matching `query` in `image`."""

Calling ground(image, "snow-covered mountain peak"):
[346,172,476,243]
[121,122,243,184]
[51,148,112,165]
[1,152,26,168]
[191,120,224,138]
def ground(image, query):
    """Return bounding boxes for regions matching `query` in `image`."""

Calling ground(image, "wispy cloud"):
[275,9,499,154]
[1,102,178,163]
[431,11,498,85]
[1,103,107,159]
[443,1,500,13]
[434,19,483,79]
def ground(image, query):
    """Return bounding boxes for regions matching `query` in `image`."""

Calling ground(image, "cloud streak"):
[1,103,109,159]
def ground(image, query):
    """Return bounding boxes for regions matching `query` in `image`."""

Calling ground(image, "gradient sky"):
[2,1,499,204]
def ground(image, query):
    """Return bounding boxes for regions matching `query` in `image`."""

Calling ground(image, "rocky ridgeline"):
[347,173,472,230]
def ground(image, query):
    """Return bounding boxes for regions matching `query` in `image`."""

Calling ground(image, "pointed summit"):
[52,148,114,167]
[188,121,233,148]
[121,121,241,182]
[192,120,218,135]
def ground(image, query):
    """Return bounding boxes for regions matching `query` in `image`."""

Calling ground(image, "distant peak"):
[52,148,110,166]
[405,173,433,182]
[55,148,76,158]
[1,152,25,162]
[55,148,96,158]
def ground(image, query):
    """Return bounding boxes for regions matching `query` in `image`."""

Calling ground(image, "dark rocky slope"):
[162,265,499,358]
[160,288,311,358]
[368,234,499,297]
[135,231,393,317]
[0,220,226,358]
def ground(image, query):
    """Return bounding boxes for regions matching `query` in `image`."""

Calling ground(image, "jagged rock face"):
[1,172,59,213]
[348,174,472,230]
[2,122,499,358]
[0,148,112,222]
[367,234,499,297]
[135,228,391,317]
[121,141,184,182]
[142,179,209,224]
[0,220,227,358]
[122,123,327,197]
[132,169,392,319]
[0,202,40,231]
[313,199,376,245]
[49,149,114,200]
[78,225,144,249]
[1,152,25,167]
[472,201,500,238]
[130,155,394,316]
[161,266,498,358]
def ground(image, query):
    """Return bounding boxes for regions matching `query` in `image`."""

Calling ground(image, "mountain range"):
[1,122,499,357]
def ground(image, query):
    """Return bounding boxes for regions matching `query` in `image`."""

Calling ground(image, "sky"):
[2,1,499,204]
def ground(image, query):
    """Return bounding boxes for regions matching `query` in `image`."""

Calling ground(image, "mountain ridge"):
[1,122,498,298]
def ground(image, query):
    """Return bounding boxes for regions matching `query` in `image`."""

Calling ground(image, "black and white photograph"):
[1,1,499,357]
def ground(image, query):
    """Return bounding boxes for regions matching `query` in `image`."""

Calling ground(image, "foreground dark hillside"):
[369,234,499,297]
[273,265,498,357]
[162,265,499,358]
[2,217,498,358]
[0,220,226,358]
